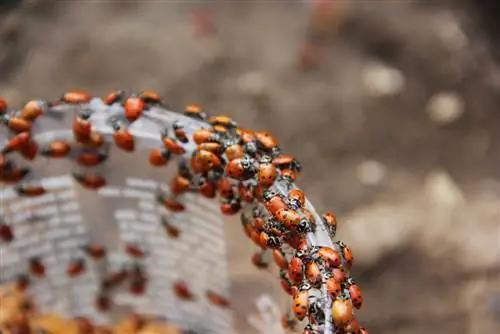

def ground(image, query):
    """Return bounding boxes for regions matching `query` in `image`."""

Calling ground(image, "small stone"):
[362,61,405,97]
[426,92,464,125]
[356,160,386,186]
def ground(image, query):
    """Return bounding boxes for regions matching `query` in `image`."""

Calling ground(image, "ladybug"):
[111,118,134,151]
[359,327,369,334]
[254,131,279,152]
[1,132,31,154]
[315,246,342,269]
[0,97,8,113]
[184,104,207,120]
[0,166,30,183]
[192,128,218,145]
[139,90,162,105]
[281,168,297,182]
[19,140,38,161]
[129,276,147,295]
[128,314,146,332]
[0,114,32,133]
[29,257,45,278]
[67,258,86,277]
[217,178,235,199]
[220,197,242,215]
[224,143,244,161]
[272,153,301,173]
[346,278,363,309]
[288,257,305,285]
[208,115,238,129]
[321,212,337,237]
[101,268,128,290]
[199,178,217,198]
[292,283,310,321]
[169,175,191,195]
[172,121,189,143]
[305,261,322,287]
[252,217,265,232]
[148,148,171,167]
[162,133,186,155]
[103,90,125,106]
[95,294,112,312]
[156,192,185,212]
[0,223,14,242]
[173,281,194,301]
[281,312,298,330]
[279,269,296,296]
[197,142,222,155]
[81,131,106,149]
[257,160,277,188]
[74,317,95,334]
[331,268,347,284]
[331,296,353,327]
[14,184,46,197]
[72,172,107,190]
[161,217,181,239]
[275,208,301,230]
[337,241,354,269]
[345,318,362,334]
[20,100,49,121]
[125,243,148,258]
[206,290,231,308]
[325,273,342,298]
[124,95,146,122]
[288,189,306,209]
[75,150,108,166]
[40,140,71,158]
[272,249,288,269]
[251,251,269,270]
[72,110,92,140]
[238,182,255,203]
[225,155,257,180]
[262,190,288,216]
[81,244,106,260]
[61,90,92,104]
[191,149,222,173]
[14,274,30,292]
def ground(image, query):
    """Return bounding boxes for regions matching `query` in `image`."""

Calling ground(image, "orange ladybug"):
[1,132,31,154]
[288,257,304,285]
[346,278,363,309]
[20,100,49,121]
[81,244,106,260]
[217,178,235,199]
[161,217,181,238]
[191,149,222,173]
[322,212,337,237]
[101,268,128,290]
[172,121,189,143]
[73,172,107,190]
[73,110,92,140]
[220,197,242,215]
[0,97,7,113]
[173,281,194,300]
[257,160,277,188]
[254,131,279,152]
[225,155,257,180]
[61,90,92,104]
[325,273,342,298]
[104,90,125,105]
[224,143,244,161]
[156,192,185,212]
[208,115,238,128]
[206,290,231,308]
[129,276,147,295]
[67,258,86,277]
[170,175,190,196]
[80,131,106,149]
[288,189,306,209]
[192,128,217,144]
[251,251,269,270]
[74,317,95,334]
[197,142,222,155]
[314,246,342,270]
[272,249,288,269]
[111,118,134,151]
[148,148,171,167]
[262,190,288,216]
[139,90,163,105]
[125,243,148,258]
[0,115,32,133]
[95,294,112,312]
[162,134,186,155]
[40,140,71,158]
[184,104,207,120]
[29,257,45,278]
[19,140,38,160]
[331,296,353,327]
[0,166,30,183]
[238,182,255,203]
[0,223,14,242]
[292,284,310,321]
[337,241,354,269]
[305,261,322,287]
[14,274,30,292]
[14,184,46,197]
[275,208,301,230]
[198,178,217,198]
[272,153,301,173]
[76,150,108,166]
[123,95,145,122]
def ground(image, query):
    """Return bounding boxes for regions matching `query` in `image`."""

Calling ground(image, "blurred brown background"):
[0,1,499,333]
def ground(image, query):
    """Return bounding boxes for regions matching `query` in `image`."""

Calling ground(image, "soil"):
[0,1,499,334]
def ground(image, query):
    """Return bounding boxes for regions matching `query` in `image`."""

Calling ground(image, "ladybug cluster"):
[0,90,366,333]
